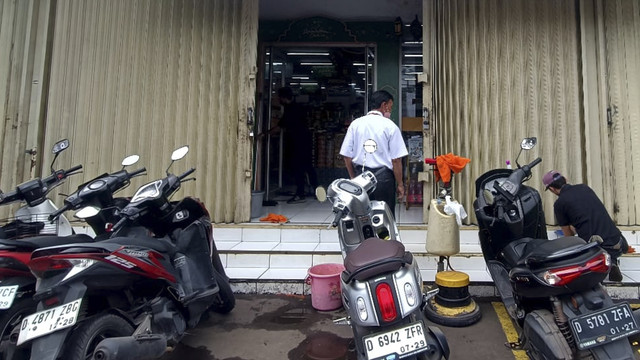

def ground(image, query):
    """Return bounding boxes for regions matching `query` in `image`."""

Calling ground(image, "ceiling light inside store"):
[353,63,373,67]
[403,54,422,57]
[300,62,333,66]
[292,76,310,80]
[287,52,330,56]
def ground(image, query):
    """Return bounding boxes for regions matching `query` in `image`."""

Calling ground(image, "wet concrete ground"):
[161,294,518,360]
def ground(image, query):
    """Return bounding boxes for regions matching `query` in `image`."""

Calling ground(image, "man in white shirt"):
[339,90,408,217]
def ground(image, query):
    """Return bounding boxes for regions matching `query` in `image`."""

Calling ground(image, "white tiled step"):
[216,226,640,285]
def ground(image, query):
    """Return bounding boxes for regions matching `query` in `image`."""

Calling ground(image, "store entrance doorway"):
[257,45,375,206]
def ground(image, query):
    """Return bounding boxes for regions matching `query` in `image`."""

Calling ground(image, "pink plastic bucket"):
[306,263,345,311]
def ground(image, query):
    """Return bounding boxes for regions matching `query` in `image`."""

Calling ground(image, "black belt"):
[355,164,391,173]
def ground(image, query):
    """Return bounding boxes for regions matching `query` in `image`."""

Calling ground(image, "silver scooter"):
[317,139,449,360]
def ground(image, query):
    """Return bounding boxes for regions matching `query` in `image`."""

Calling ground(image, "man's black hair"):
[549,175,567,190]
[370,90,393,110]
[278,87,294,101]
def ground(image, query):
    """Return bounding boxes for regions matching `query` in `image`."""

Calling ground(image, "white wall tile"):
[270,254,313,269]
[214,227,242,241]
[272,243,319,252]
[260,268,308,280]
[225,267,267,280]
[242,228,281,242]
[399,229,427,244]
[226,254,269,268]
[281,229,320,243]
[231,242,279,251]
[312,254,344,265]
[320,229,339,243]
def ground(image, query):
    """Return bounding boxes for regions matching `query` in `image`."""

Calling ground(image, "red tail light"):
[542,253,610,286]
[0,252,32,278]
[376,283,397,322]
[29,258,73,278]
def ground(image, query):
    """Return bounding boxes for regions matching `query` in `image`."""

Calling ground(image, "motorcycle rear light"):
[375,283,397,322]
[404,283,417,307]
[44,296,61,307]
[356,297,368,321]
[0,256,31,278]
[29,258,73,278]
[542,253,611,286]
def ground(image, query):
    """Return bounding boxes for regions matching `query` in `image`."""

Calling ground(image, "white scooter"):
[317,139,449,360]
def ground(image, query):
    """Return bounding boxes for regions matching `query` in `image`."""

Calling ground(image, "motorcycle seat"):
[501,236,590,268]
[0,233,94,250]
[343,238,412,282]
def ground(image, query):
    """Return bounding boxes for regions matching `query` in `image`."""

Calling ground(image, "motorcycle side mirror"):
[121,154,140,168]
[361,139,377,173]
[75,206,100,219]
[315,186,327,203]
[52,139,70,155]
[50,139,70,173]
[515,137,537,168]
[521,137,537,150]
[166,146,189,174]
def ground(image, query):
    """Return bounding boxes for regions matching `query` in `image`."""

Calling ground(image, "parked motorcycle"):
[316,139,449,360]
[473,137,638,359]
[18,146,234,360]
[0,143,144,360]
[0,139,85,359]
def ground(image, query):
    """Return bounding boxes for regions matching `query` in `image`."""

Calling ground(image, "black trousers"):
[354,165,396,218]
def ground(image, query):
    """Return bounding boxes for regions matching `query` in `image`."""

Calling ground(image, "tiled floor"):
[250,194,424,225]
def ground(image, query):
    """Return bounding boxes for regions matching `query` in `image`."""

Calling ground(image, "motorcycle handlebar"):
[128,167,146,178]
[331,210,343,227]
[48,203,72,221]
[528,157,542,169]
[177,168,195,181]
[66,164,83,174]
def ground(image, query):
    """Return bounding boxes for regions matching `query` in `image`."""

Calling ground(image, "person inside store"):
[272,86,318,204]
[339,90,408,217]
[543,170,629,282]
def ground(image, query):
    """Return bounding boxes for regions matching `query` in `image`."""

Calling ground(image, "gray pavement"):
[161,294,517,360]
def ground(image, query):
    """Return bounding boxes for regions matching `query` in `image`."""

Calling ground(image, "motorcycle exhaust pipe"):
[93,334,168,360]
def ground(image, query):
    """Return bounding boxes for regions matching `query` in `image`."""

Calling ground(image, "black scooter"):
[473,137,638,359]
[18,146,234,360]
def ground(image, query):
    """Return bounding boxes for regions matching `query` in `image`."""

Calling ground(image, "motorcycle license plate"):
[0,285,19,309]
[17,298,82,346]
[570,303,639,350]
[363,321,428,360]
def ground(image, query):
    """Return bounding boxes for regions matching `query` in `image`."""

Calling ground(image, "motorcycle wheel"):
[522,310,573,360]
[209,269,235,314]
[62,313,134,360]
[0,297,36,360]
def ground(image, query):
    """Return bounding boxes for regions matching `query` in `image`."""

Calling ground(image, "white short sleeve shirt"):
[339,110,408,170]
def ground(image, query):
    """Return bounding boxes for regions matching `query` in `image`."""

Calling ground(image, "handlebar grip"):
[529,157,542,168]
[178,168,196,180]
[112,217,127,232]
[67,164,83,174]
[331,211,342,227]
[48,203,71,221]
[129,167,146,178]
